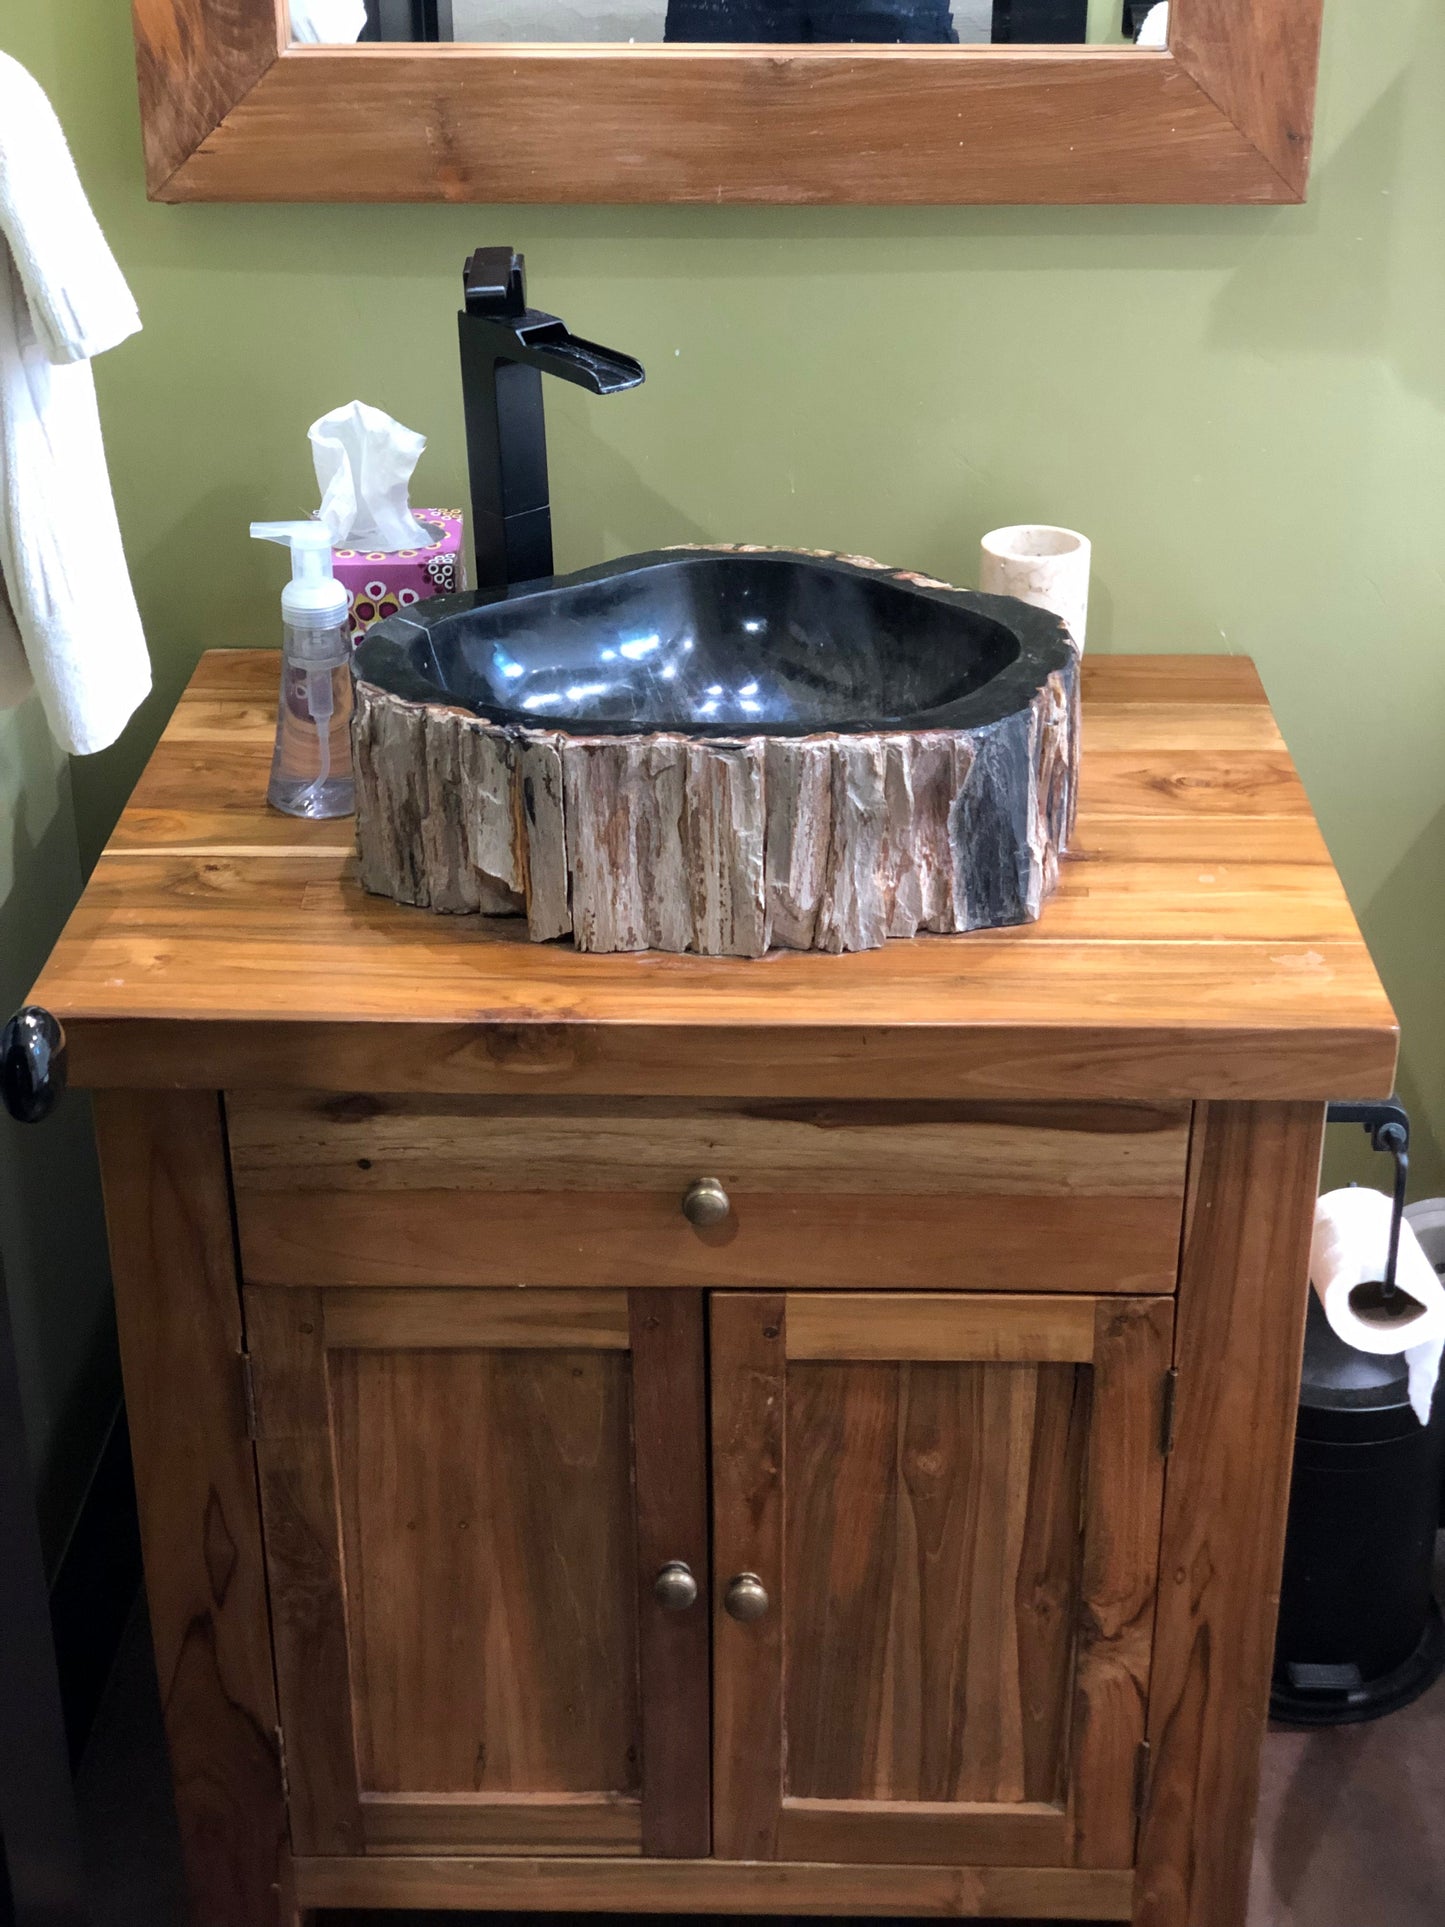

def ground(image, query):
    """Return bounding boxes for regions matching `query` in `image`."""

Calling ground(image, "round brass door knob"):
[653,1561,699,1611]
[682,1177,730,1227]
[723,1572,770,1622]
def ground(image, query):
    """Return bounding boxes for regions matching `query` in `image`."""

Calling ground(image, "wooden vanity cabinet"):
[39,650,1399,1927]
[222,1087,1192,1888]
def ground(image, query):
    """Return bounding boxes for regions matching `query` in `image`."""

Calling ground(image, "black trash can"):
[1271,1292,1445,1724]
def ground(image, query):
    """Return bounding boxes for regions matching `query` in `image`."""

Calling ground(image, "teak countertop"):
[33,649,1397,1102]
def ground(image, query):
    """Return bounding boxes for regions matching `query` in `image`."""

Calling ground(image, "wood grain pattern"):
[234,1187,1185,1296]
[517,731,571,941]
[227,1093,1192,1195]
[244,1286,364,1857]
[245,1285,664,1858]
[91,848,1364,945]
[1134,1102,1325,1927]
[719,1289,1169,1874]
[785,1292,1099,1362]
[629,1292,711,1858]
[65,1012,1396,1105]
[35,653,1397,1104]
[684,739,768,956]
[91,1091,291,1927]
[332,1342,639,1800]
[782,1357,1081,1813]
[320,1286,630,1350]
[131,0,281,195]
[358,1792,641,1855]
[352,688,521,917]
[710,1293,786,1862]
[1172,0,1322,190]
[774,1800,1067,1867]
[1013,1330,1092,1810]
[58,850,1369,945]
[292,1852,1136,1916]
[565,735,689,954]
[243,1284,717,1865]
[227,1093,1188,1294]
[1084,749,1312,818]
[133,2,1321,206]
[1069,1297,1174,1870]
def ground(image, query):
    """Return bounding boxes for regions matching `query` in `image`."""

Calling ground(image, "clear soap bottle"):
[251,521,356,819]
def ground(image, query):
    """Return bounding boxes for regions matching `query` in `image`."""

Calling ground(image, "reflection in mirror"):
[290,0,1165,45]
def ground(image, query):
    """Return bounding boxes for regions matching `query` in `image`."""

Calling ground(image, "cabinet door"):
[245,1287,709,1860]
[711,1291,1173,1870]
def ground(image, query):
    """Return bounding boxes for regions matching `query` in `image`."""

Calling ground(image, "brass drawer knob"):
[653,1560,699,1611]
[681,1176,730,1227]
[723,1572,770,1622]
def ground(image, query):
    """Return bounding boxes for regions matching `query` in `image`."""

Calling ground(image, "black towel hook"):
[0,1007,67,1124]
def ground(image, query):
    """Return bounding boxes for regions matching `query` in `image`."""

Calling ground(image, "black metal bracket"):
[1,1007,67,1124]
[1326,1097,1410,1298]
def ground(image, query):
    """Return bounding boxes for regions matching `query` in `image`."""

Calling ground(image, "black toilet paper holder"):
[1326,1097,1410,1302]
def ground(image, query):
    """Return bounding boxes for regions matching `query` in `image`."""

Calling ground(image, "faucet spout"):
[459,248,644,596]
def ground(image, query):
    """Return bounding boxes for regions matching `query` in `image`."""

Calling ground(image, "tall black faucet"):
[458,248,645,596]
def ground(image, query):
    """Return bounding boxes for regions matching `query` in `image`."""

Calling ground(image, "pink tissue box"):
[333,509,466,643]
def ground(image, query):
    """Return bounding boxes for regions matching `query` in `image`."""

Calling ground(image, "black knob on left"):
[1,1007,67,1123]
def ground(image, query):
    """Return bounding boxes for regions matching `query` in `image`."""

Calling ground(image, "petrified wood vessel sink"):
[352,546,1079,955]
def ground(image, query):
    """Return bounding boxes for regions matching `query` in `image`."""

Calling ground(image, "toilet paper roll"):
[1310,1187,1445,1424]
[980,525,1091,652]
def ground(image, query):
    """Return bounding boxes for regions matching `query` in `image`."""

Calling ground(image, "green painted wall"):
[0,0,1441,1526]
[0,697,117,1561]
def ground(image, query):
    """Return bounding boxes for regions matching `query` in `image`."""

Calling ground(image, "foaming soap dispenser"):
[251,521,356,818]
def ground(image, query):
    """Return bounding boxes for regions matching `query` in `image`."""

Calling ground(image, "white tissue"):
[1311,1187,1445,1425]
[288,1,367,44]
[1136,3,1169,47]
[310,400,432,553]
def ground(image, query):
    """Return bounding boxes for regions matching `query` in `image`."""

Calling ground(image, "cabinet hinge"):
[275,1724,290,1806]
[240,1352,260,1442]
[1133,1739,1152,1819]
[1160,1368,1179,1457]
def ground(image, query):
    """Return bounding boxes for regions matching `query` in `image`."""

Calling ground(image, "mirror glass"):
[290,0,1166,47]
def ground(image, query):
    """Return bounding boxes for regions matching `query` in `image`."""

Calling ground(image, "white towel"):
[0,55,141,365]
[288,1,369,44]
[0,565,32,709]
[0,56,149,755]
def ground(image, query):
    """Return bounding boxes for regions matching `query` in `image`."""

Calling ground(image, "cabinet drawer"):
[228,1094,1189,1294]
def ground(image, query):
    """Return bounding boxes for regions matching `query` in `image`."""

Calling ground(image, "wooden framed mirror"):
[133,0,1324,205]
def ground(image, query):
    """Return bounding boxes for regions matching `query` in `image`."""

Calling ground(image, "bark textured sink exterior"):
[351,546,1079,956]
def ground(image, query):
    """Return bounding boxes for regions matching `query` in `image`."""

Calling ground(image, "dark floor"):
[75,1574,1445,1927]
[1247,1612,1445,1925]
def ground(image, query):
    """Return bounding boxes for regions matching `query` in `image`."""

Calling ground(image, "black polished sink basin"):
[353,548,1073,739]
[351,546,1081,956]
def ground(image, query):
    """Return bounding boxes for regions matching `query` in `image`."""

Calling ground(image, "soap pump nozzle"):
[251,520,351,631]
[251,519,355,819]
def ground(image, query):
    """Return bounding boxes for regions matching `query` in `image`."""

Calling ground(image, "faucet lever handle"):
[464,246,527,320]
